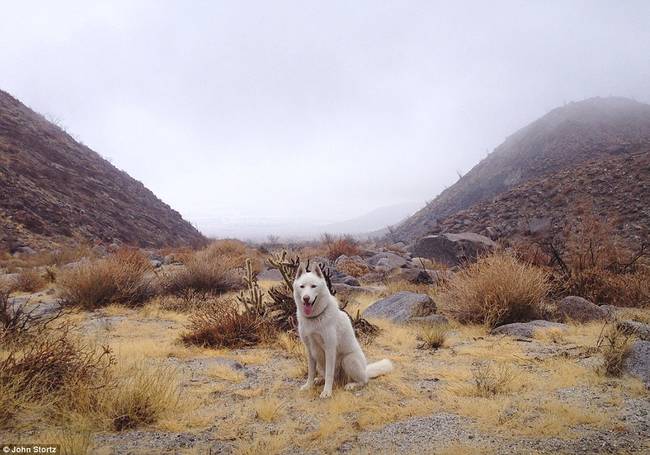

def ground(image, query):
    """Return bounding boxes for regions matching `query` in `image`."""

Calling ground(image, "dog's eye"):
[311,285,317,288]
[299,285,305,288]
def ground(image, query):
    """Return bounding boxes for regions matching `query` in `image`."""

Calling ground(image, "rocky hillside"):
[394,97,650,242]
[437,151,649,246]
[0,90,205,250]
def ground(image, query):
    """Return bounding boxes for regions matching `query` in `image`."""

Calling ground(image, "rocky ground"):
[3,279,649,454]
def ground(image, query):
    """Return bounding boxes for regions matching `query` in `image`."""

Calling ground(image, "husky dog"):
[294,263,393,398]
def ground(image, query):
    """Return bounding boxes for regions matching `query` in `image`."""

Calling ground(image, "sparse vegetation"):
[539,214,649,307]
[471,361,514,397]
[597,322,635,377]
[58,248,155,308]
[181,299,270,348]
[439,252,550,327]
[417,323,449,350]
[164,241,249,296]
[13,268,46,292]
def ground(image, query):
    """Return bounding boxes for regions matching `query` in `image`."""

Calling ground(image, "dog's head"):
[293,263,329,318]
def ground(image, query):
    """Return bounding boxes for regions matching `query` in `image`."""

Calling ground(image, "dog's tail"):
[366,359,394,378]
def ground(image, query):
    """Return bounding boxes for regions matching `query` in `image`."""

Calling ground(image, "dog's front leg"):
[320,331,336,399]
[300,340,316,391]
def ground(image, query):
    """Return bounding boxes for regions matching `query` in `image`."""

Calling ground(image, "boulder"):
[329,269,360,287]
[411,232,496,267]
[555,296,609,323]
[617,320,650,341]
[396,268,434,285]
[366,252,408,272]
[491,320,568,338]
[150,259,162,269]
[13,246,36,256]
[332,283,379,296]
[363,291,436,323]
[410,314,449,326]
[624,341,650,386]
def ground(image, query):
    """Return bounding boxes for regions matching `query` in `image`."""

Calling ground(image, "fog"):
[2,1,649,239]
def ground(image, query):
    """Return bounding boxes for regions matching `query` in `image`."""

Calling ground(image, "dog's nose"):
[302,296,310,304]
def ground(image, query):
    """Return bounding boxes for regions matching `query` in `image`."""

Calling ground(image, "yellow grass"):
[205,364,245,382]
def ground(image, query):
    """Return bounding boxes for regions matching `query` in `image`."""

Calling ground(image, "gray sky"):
[2,1,649,237]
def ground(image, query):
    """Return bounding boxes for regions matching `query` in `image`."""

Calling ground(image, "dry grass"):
[164,241,251,296]
[13,268,47,292]
[416,323,449,350]
[100,362,181,431]
[325,237,360,261]
[253,395,285,422]
[597,323,634,377]
[181,299,271,348]
[470,361,514,397]
[439,252,550,327]
[335,258,369,277]
[58,248,155,308]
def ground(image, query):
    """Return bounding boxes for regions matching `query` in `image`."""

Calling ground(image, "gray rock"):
[527,217,552,234]
[618,320,650,341]
[411,232,496,267]
[150,259,162,268]
[555,296,609,322]
[491,320,568,338]
[396,268,434,285]
[624,341,650,386]
[332,283,379,296]
[13,246,36,256]
[366,252,408,271]
[363,291,436,323]
[410,314,449,326]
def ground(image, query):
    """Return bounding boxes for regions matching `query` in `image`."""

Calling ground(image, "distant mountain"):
[0,90,205,251]
[394,97,650,243]
[193,202,421,241]
[320,202,421,235]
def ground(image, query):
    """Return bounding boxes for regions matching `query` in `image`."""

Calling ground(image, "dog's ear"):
[295,263,306,280]
[312,263,324,278]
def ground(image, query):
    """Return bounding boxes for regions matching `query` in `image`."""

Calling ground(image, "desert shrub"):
[471,361,513,397]
[0,323,114,430]
[58,249,155,308]
[13,268,46,293]
[538,214,649,307]
[416,323,449,350]
[326,237,360,261]
[597,323,634,377]
[164,241,250,296]
[99,362,180,431]
[438,252,550,327]
[181,299,271,348]
[0,292,64,346]
[336,258,369,277]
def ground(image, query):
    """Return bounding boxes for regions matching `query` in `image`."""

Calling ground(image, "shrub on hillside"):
[326,238,361,261]
[13,268,46,293]
[58,249,155,308]
[439,252,550,327]
[181,299,271,348]
[539,215,649,307]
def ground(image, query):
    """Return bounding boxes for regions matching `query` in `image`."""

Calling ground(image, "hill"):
[437,150,649,246]
[394,97,650,242]
[0,90,205,251]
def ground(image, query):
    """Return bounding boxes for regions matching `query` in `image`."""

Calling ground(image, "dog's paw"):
[299,382,313,391]
[313,377,324,385]
[319,389,332,399]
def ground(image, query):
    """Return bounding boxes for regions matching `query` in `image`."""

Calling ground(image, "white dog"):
[294,263,393,398]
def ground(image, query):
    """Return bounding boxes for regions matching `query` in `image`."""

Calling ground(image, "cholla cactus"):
[237,258,265,316]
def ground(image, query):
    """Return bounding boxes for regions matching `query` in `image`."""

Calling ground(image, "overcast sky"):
[1,1,649,236]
